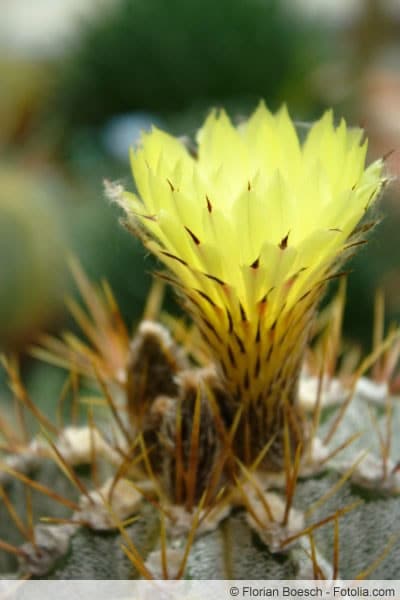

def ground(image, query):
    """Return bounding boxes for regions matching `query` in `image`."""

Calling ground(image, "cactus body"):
[1,106,399,582]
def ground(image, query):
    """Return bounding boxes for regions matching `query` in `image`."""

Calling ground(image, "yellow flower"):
[117,103,384,464]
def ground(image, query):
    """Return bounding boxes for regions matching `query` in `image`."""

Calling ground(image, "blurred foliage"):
[1,0,398,361]
[344,197,400,347]
[0,157,154,351]
[54,0,326,132]
[67,183,156,332]
[42,0,331,350]
[38,0,330,350]
[0,56,52,149]
[0,164,67,347]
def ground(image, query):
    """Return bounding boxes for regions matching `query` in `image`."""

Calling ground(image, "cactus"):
[55,0,320,129]
[1,105,400,581]
[0,164,68,348]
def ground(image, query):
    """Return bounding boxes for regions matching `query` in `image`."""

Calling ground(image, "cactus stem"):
[41,429,94,505]
[3,356,58,435]
[355,533,399,580]
[175,492,206,579]
[332,515,340,580]
[282,439,303,527]
[323,330,400,446]
[93,364,131,445]
[307,531,325,579]
[305,451,367,519]
[281,500,362,549]
[0,463,80,511]
[0,538,26,557]
[0,485,32,543]
[316,431,363,469]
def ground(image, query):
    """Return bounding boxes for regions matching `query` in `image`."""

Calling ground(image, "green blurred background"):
[1,0,400,411]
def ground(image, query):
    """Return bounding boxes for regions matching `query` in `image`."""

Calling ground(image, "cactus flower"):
[117,103,384,465]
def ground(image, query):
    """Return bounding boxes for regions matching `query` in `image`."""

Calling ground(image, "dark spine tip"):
[205,273,226,286]
[255,320,261,343]
[279,231,290,250]
[383,148,395,162]
[226,309,234,334]
[250,257,260,270]
[161,251,188,266]
[239,303,247,322]
[228,345,237,368]
[185,226,201,245]
[196,289,216,307]
[234,333,246,354]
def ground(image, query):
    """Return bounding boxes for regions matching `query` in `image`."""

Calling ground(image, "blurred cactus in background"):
[0,165,67,349]
[54,0,321,132]
[0,57,51,150]
[0,1,333,361]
